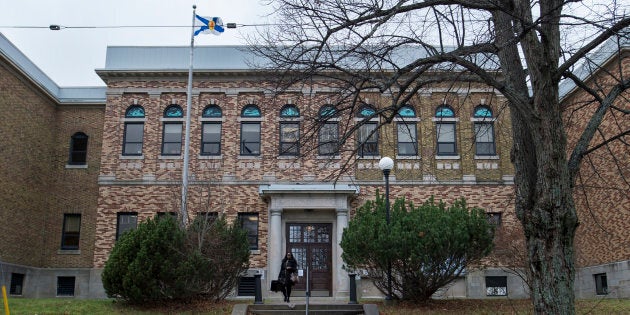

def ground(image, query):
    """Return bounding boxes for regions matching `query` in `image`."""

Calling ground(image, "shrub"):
[341,193,494,302]
[102,216,186,302]
[102,214,250,303]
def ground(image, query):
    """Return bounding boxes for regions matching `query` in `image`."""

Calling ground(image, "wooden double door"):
[286,223,332,296]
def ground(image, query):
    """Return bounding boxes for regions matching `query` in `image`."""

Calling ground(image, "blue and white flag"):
[194,15,224,36]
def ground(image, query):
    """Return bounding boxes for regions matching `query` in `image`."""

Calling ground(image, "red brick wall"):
[0,57,104,268]
[563,52,630,267]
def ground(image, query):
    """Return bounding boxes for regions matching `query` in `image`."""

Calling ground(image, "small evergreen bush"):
[102,214,250,303]
[341,193,494,302]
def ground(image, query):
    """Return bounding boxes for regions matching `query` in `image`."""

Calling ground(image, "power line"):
[0,23,281,30]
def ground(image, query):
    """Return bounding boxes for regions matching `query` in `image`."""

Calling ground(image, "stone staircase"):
[231,300,379,315]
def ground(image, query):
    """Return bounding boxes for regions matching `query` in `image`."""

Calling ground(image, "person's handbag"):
[270,280,283,292]
[291,273,299,284]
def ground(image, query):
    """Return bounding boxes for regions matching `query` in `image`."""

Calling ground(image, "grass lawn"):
[4,297,629,314]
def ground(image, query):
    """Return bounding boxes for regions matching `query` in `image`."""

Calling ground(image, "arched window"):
[123,105,145,155]
[318,105,339,155]
[396,105,418,156]
[397,105,416,118]
[164,104,183,118]
[68,132,88,165]
[435,105,455,117]
[279,105,300,156]
[356,105,378,157]
[240,105,261,156]
[125,105,145,118]
[161,105,183,155]
[201,105,222,156]
[473,105,496,156]
[202,105,222,118]
[242,104,261,117]
[473,105,492,118]
[280,104,300,117]
[435,105,457,156]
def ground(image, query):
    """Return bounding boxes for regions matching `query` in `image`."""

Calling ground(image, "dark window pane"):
[116,213,138,240]
[162,123,182,155]
[10,273,24,295]
[318,123,338,155]
[202,123,221,155]
[240,123,261,155]
[61,214,81,250]
[57,277,75,296]
[123,123,144,155]
[436,123,457,155]
[280,122,299,156]
[595,273,608,295]
[69,133,88,165]
[358,123,378,156]
[397,123,417,156]
[238,213,258,250]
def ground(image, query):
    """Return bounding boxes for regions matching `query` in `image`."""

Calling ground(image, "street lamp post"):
[378,156,394,303]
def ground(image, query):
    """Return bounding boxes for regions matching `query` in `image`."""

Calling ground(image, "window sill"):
[316,155,341,160]
[120,155,144,160]
[396,155,421,160]
[238,156,262,160]
[357,155,381,160]
[65,164,88,169]
[474,155,499,160]
[277,155,300,159]
[435,155,460,160]
[250,250,261,255]
[158,155,182,160]
[198,155,223,160]
[57,249,81,255]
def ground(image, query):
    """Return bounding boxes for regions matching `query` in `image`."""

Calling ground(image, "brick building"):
[1,32,628,300]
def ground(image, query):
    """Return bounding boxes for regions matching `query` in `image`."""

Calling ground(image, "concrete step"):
[240,304,378,315]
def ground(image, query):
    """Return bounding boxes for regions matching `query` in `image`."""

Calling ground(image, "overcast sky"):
[0,0,272,86]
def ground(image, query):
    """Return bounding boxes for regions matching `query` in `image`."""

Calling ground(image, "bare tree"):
[250,0,630,313]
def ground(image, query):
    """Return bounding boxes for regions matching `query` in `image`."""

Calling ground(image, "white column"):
[335,208,350,298]
[268,208,283,285]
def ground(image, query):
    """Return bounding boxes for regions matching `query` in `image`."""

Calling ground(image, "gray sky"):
[0,0,272,86]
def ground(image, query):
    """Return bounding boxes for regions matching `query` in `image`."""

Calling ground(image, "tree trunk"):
[511,83,580,314]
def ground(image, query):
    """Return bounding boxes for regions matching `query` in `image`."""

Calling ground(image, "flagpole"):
[181,4,196,227]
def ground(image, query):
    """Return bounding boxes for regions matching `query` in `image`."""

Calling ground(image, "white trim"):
[432,117,459,122]
[435,155,461,160]
[120,155,144,160]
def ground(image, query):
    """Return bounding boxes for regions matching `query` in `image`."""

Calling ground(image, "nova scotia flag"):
[194,15,224,36]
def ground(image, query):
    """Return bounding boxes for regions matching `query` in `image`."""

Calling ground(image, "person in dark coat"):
[278,252,298,302]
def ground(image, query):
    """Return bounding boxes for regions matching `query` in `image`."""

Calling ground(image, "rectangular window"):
[201,122,221,155]
[486,276,507,296]
[196,212,218,224]
[57,276,75,296]
[156,212,177,220]
[474,123,496,156]
[594,273,608,295]
[238,213,259,250]
[161,123,183,155]
[486,212,502,227]
[436,123,457,155]
[116,212,138,240]
[61,214,81,250]
[68,133,88,165]
[397,123,418,156]
[240,123,261,156]
[10,273,24,295]
[280,122,300,156]
[122,123,144,156]
[357,123,378,157]
[318,122,339,155]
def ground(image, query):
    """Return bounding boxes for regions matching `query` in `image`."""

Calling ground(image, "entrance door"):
[286,223,332,296]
